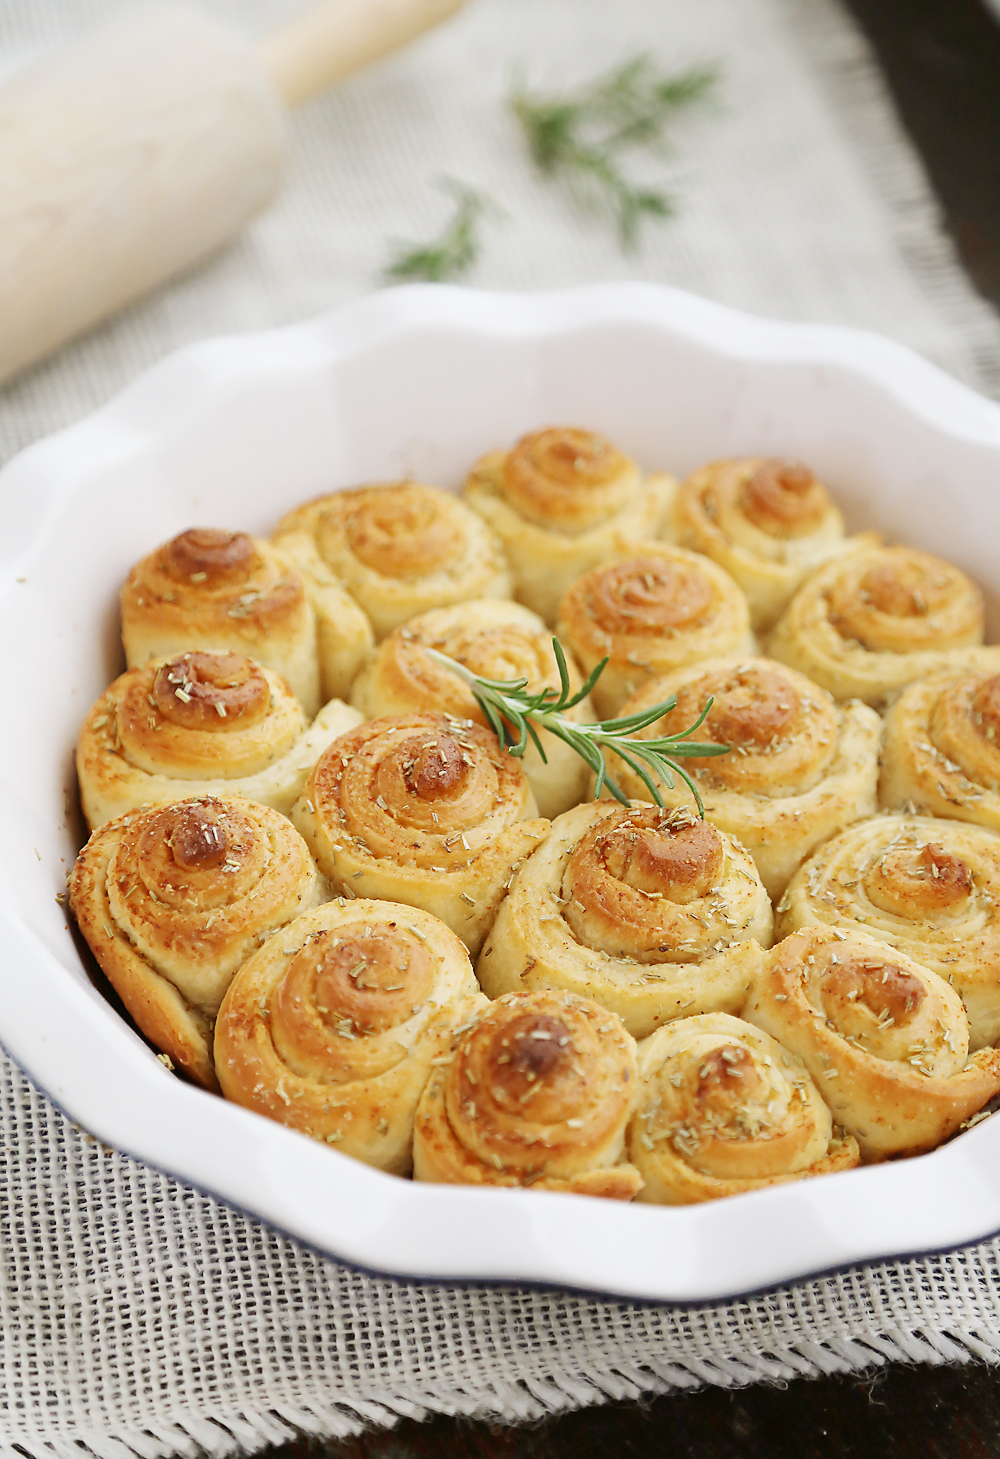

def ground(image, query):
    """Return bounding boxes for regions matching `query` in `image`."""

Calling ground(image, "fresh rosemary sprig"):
[384,180,490,284]
[510,54,717,249]
[427,638,728,817]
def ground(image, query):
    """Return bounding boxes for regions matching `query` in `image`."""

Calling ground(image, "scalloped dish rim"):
[3,282,1000,1303]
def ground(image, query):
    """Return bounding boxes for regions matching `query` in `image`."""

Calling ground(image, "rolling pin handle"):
[257,0,468,107]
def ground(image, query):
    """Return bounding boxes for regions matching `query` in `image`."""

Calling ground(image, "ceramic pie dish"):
[3,281,1000,1303]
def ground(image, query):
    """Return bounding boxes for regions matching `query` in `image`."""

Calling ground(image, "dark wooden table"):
[262,4,1000,1456]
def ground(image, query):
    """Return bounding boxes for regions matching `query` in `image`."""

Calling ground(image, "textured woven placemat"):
[5,1053,1000,1457]
[3,0,1000,1453]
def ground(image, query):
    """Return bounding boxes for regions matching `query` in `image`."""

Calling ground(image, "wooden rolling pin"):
[0,0,466,384]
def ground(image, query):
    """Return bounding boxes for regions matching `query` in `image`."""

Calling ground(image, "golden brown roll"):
[120,528,324,716]
[77,649,361,829]
[412,988,643,1198]
[602,656,882,898]
[879,664,1000,831]
[767,544,989,705]
[672,457,875,632]
[555,543,754,718]
[291,712,549,954]
[215,899,484,1175]
[743,927,1000,1161]
[778,814,1000,1050]
[478,802,771,1039]
[628,1013,860,1204]
[69,795,326,1091]
[461,426,676,625]
[349,600,595,819]
[273,481,511,642]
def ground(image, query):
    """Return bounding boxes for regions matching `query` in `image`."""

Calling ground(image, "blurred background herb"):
[384,180,492,283]
[511,54,718,249]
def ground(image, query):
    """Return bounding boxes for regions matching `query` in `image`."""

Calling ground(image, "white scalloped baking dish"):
[4,282,1000,1302]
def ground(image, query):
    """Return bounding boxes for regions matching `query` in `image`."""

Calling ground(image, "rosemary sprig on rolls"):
[427,636,727,815]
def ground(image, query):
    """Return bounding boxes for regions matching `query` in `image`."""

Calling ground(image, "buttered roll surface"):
[767,544,989,705]
[215,899,483,1174]
[274,481,511,642]
[350,599,595,818]
[120,528,322,715]
[628,1013,859,1204]
[77,649,361,828]
[556,543,754,718]
[673,457,871,632]
[743,927,1000,1160]
[604,656,881,897]
[412,989,643,1198]
[779,814,1000,1050]
[70,795,326,1090]
[478,802,771,1039]
[461,426,676,624]
[292,712,548,954]
[880,666,1000,833]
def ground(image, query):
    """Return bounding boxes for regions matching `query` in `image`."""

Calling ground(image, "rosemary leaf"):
[511,53,717,249]
[384,181,490,284]
[427,638,727,818]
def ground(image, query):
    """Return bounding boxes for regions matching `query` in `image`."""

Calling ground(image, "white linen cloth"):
[2,0,1000,1452]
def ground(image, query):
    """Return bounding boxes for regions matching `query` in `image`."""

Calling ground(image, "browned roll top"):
[168,803,229,871]
[816,952,928,1051]
[743,926,1000,1159]
[414,989,641,1194]
[660,661,837,795]
[105,650,297,785]
[377,617,570,724]
[498,427,639,533]
[69,793,325,1089]
[737,459,830,537]
[148,652,272,732]
[665,1036,826,1185]
[972,673,1000,736]
[864,841,974,920]
[312,714,529,867]
[929,670,1000,780]
[122,528,307,654]
[583,554,714,636]
[161,527,259,582]
[561,807,730,961]
[324,484,465,580]
[827,547,982,654]
[106,797,313,978]
[594,811,723,901]
[628,1012,859,1203]
[267,921,437,1077]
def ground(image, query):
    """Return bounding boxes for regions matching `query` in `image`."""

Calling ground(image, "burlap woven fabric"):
[5,1050,1000,1456]
[3,0,1000,1451]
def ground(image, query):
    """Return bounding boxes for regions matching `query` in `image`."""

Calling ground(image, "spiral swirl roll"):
[412,989,644,1197]
[461,426,676,624]
[69,795,326,1090]
[274,481,511,642]
[215,900,483,1174]
[628,1014,860,1204]
[778,814,1000,1050]
[120,528,323,715]
[478,802,771,1039]
[350,600,595,818]
[603,657,882,897]
[556,543,754,718]
[879,664,1000,831]
[767,544,988,705]
[292,712,548,954]
[77,649,361,829]
[743,927,1000,1160]
[673,457,875,632]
